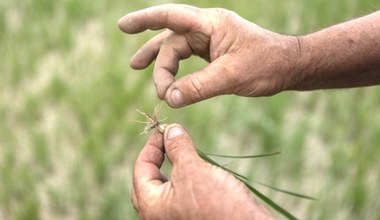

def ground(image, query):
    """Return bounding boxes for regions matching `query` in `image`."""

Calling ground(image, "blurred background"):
[1,0,380,219]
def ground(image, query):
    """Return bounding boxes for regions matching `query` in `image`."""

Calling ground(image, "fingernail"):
[167,126,185,140]
[170,89,184,107]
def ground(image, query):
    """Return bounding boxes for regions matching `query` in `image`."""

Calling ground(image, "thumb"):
[163,124,200,165]
[164,56,233,108]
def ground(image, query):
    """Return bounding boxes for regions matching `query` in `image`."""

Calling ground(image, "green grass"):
[1,0,380,219]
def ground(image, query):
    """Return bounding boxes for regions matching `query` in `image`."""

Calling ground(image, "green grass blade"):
[241,178,298,220]
[199,149,316,200]
[204,152,281,159]
[198,150,249,180]
[197,148,302,219]
[252,181,317,201]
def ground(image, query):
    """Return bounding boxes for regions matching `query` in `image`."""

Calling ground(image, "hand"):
[132,124,274,220]
[119,4,301,108]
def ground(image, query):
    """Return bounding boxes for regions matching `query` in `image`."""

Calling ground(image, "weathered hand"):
[119,4,300,108]
[132,124,274,220]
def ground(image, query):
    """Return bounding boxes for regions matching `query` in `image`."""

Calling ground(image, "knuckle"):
[168,138,190,154]
[212,7,236,19]
[187,74,204,100]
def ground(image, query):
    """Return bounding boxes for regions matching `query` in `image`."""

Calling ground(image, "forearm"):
[293,10,380,90]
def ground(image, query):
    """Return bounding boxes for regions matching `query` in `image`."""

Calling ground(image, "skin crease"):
[132,124,274,220]
[294,11,380,90]
[119,5,380,108]
[119,5,300,108]
[119,4,380,219]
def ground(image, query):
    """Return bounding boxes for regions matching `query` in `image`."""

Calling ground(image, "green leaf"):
[198,150,249,180]
[204,151,281,159]
[242,179,298,220]
[252,180,317,201]
[197,148,313,220]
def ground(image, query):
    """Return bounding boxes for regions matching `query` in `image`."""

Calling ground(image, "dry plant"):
[134,101,167,135]
[135,102,315,220]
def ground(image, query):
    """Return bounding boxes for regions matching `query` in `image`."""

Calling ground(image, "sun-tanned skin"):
[295,11,380,90]
[132,124,274,220]
[119,4,380,219]
[119,5,380,108]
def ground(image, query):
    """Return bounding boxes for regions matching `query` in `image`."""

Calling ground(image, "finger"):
[131,187,140,213]
[118,4,204,34]
[153,33,192,99]
[163,124,200,165]
[133,132,167,194]
[130,30,172,70]
[164,55,233,108]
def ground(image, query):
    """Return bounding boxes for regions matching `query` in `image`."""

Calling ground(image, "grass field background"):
[1,0,380,219]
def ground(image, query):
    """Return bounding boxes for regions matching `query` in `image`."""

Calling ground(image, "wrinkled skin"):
[119,4,300,108]
[132,124,275,220]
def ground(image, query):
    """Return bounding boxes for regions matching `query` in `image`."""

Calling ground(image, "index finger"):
[118,4,203,34]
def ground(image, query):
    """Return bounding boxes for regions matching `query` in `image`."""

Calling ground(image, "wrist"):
[286,11,380,91]
[272,34,309,93]
[292,32,331,91]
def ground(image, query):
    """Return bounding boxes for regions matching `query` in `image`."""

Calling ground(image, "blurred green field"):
[1,0,380,219]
